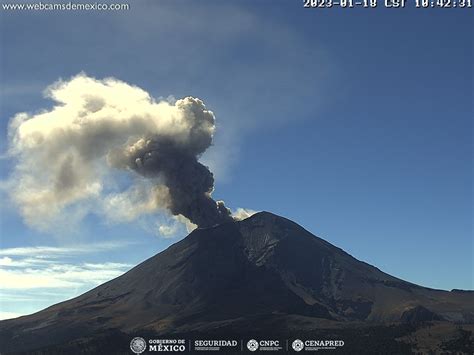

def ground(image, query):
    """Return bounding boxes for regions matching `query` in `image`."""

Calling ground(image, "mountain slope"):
[1,212,472,353]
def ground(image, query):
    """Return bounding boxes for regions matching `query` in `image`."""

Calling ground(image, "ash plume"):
[108,135,233,227]
[6,73,233,230]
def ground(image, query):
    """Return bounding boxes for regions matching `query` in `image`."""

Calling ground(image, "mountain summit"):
[1,212,473,354]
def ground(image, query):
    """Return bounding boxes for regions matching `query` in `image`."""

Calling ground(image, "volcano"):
[1,212,473,354]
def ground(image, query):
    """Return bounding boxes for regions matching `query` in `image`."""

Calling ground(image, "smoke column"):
[107,118,234,227]
[7,74,233,230]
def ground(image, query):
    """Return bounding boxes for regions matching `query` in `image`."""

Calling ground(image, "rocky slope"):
[1,212,472,353]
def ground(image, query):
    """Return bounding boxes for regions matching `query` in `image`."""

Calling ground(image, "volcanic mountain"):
[1,212,473,354]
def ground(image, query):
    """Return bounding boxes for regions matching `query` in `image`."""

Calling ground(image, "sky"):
[0,0,472,319]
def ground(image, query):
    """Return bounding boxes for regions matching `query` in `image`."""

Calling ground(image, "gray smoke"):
[109,137,233,227]
[7,74,233,230]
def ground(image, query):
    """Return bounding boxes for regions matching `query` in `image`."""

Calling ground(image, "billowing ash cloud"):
[7,73,233,230]
[107,121,232,228]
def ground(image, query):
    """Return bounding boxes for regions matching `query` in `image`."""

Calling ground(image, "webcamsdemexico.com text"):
[1,2,130,11]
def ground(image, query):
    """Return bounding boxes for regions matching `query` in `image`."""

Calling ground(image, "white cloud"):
[232,208,258,221]
[0,242,134,290]
[6,73,217,231]
[102,183,170,223]
[0,257,13,266]
[0,240,134,257]
[0,242,133,318]
[0,262,131,290]
[158,223,178,237]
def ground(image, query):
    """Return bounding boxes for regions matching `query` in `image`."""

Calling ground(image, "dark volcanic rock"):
[451,289,474,294]
[1,212,473,354]
[400,305,444,324]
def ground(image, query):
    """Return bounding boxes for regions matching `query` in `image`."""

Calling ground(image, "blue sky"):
[0,1,472,319]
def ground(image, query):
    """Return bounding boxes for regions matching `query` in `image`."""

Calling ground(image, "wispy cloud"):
[0,241,135,319]
[0,240,134,257]
[0,262,131,290]
[0,256,55,267]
